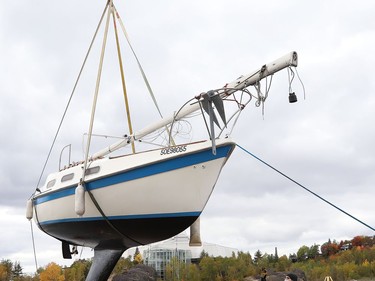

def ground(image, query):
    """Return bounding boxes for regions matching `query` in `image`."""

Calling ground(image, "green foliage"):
[3,235,375,281]
[0,259,26,281]
[297,245,309,262]
[294,243,375,281]
[113,256,133,275]
[63,259,91,281]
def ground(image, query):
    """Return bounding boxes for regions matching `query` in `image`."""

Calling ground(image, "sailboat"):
[26,1,299,280]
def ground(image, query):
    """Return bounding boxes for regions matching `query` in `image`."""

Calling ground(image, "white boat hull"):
[33,139,235,249]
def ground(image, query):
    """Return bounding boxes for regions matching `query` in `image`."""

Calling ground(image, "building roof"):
[124,231,238,259]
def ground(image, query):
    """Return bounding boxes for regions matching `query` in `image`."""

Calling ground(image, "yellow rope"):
[113,5,175,146]
[111,3,135,153]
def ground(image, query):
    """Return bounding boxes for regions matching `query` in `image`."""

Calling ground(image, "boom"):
[91,51,298,159]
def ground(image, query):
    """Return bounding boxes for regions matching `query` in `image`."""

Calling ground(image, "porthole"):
[61,173,74,182]
[85,166,100,176]
[47,179,56,188]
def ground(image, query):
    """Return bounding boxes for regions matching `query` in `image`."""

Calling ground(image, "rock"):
[244,277,258,281]
[250,269,307,281]
[112,264,157,281]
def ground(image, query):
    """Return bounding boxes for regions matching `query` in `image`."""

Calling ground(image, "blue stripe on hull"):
[39,211,200,225]
[34,144,233,205]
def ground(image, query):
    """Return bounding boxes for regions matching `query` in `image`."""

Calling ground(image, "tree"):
[134,254,143,265]
[253,250,262,264]
[12,262,23,281]
[275,255,292,272]
[184,263,200,281]
[133,247,143,264]
[308,244,320,259]
[237,251,253,267]
[199,256,217,281]
[64,259,91,281]
[0,264,8,281]
[321,239,339,258]
[0,259,13,281]
[297,245,309,261]
[113,256,133,275]
[200,250,209,259]
[40,262,65,281]
[352,236,364,247]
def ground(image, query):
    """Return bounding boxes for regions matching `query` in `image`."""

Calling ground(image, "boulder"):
[251,269,307,281]
[112,264,157,281]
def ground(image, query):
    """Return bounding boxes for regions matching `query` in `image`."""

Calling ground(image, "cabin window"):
[47,179,56,188]
[85,166,100,176]
[61,173,74,182]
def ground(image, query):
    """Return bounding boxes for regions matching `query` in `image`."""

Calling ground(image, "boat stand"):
[85,248,125,281]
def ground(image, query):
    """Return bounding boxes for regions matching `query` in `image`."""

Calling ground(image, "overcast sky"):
[1,0,375,274]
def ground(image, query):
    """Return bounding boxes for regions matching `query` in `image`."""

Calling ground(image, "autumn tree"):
[40,262,64,281]
[133,248,143,265]
[321,239,339,258]
[0,260,24,281]
[352,236,364,247]
[0,264,8,281]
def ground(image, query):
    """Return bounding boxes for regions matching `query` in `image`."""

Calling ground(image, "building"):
[124,232,238,279]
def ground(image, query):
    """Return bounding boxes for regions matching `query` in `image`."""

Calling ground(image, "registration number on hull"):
[160,145,187,155]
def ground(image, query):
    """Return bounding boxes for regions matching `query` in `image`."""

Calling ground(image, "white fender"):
[26,199,33,220]
[189,217,202,246]
[75,183,85,216]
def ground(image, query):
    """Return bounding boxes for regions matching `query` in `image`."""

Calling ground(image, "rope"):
[111,4,135,154]
[236,143,375,232]
[113,5,175,145]
[85,187,143,245]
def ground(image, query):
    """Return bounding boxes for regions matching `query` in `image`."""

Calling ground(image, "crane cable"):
[236,143,375,232]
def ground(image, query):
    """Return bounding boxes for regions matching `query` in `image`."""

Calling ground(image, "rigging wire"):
[236,143,375,232]
[288,66,306,100]
[29,221,38,273]
[287,67,295,94]
[113,4,175,145]
[168,97,196,145]
[294,67,306,100]
[113,5,163,119]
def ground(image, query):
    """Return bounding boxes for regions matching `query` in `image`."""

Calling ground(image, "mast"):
[91,51,298,159]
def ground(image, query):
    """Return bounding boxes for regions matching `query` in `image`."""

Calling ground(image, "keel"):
[86,248,125,281]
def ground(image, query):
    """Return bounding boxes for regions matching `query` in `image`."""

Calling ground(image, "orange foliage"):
[0,264,8,281]
[40,262,65,281]
[352,236,364,247]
